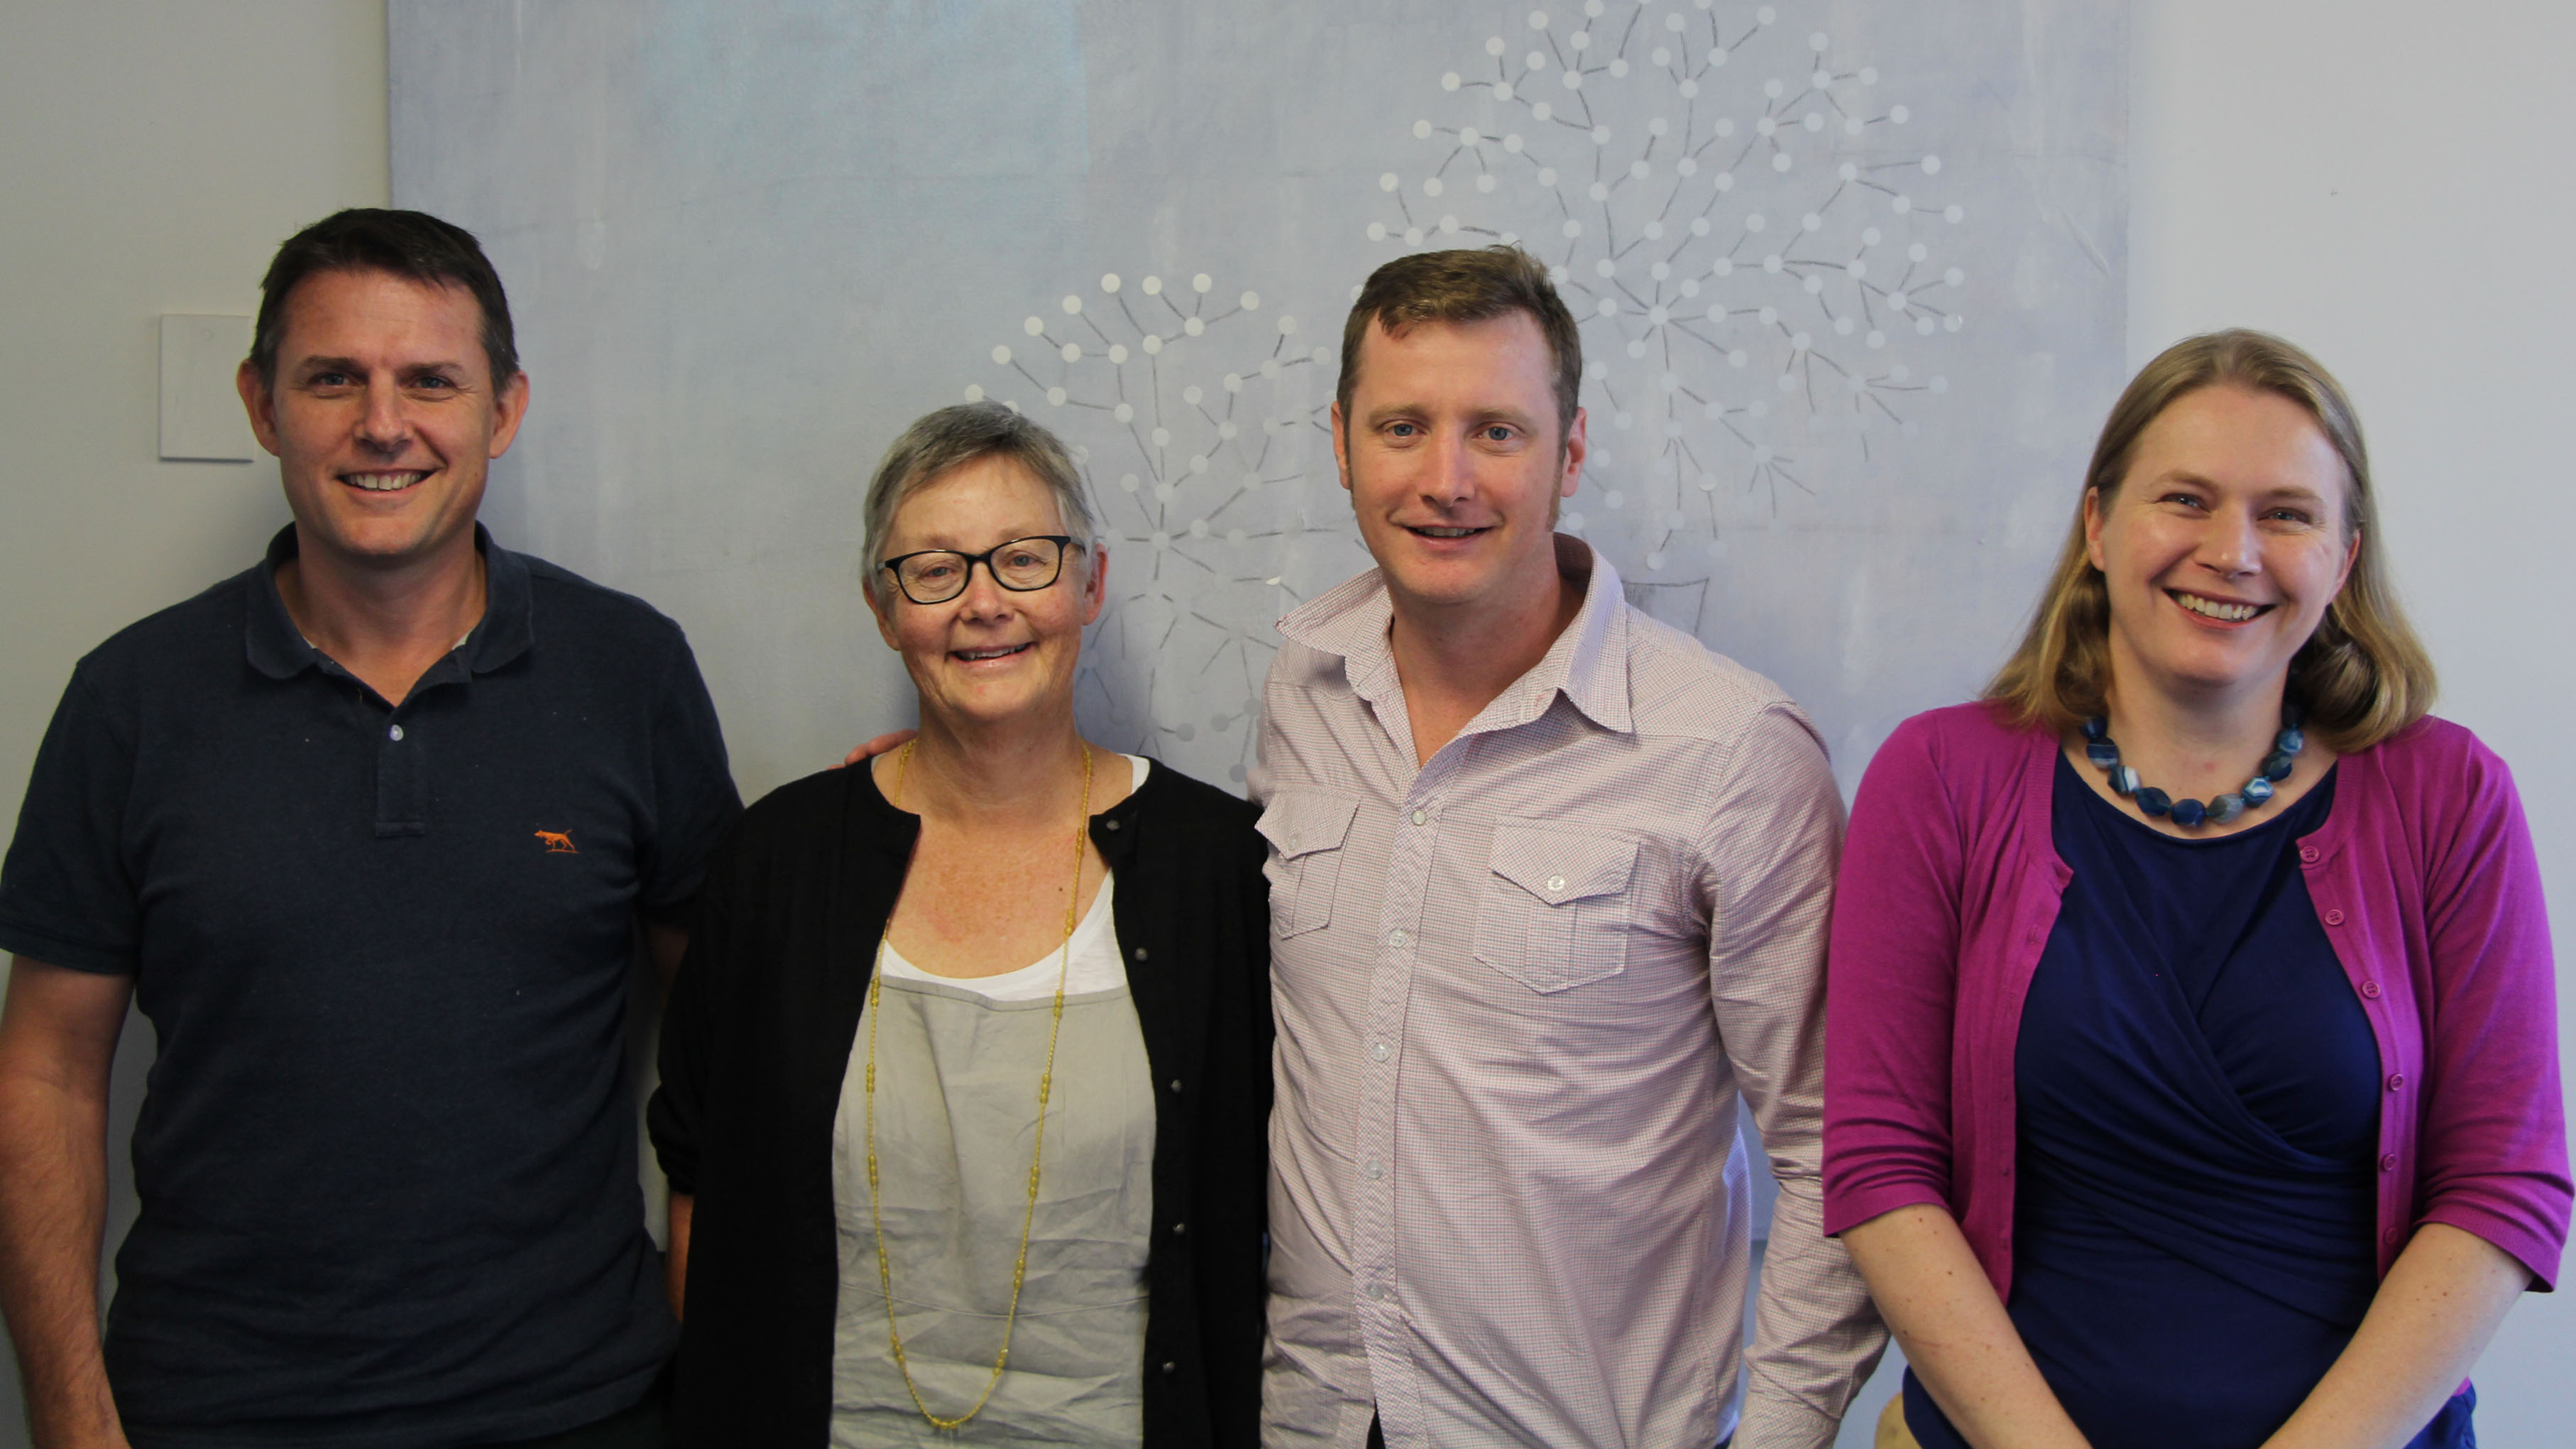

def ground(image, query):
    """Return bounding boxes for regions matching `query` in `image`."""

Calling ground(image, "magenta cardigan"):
[1822,701,2570,1301]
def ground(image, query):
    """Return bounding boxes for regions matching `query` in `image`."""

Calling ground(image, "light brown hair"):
[1984,329,2435,750]
[1338,245,1584,442]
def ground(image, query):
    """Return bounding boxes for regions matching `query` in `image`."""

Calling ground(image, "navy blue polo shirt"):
[0,526,740,1448]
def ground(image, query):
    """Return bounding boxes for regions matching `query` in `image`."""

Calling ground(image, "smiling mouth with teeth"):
[1407,525,1488,539]
[2171,591,2268,623]
[953,643,1034,662]
[344,471,427,493]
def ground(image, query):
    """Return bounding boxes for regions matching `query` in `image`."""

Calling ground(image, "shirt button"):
[1388,929,1408,949]
[1286,833,1301,851]
[2323,908,2346,926]
[1363,1159,1384,1181]
[388,724,405,742]
[1369,1284,1393,1301]
[2386,1073,2406,1093]
[1545,874,1566,893]
[1370,1042,1391,1063]
[1410,809,1427,826]
[2361,980,2382,998]
[2379,1153,2399,1174]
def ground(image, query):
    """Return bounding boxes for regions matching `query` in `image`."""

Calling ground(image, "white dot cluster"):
[972,268,1354,782]
[1376,1,1968,563]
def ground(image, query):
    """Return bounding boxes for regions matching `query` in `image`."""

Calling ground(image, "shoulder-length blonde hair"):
[1984,329,2435,750]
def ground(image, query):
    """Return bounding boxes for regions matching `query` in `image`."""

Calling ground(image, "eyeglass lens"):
[896,537,1065,602]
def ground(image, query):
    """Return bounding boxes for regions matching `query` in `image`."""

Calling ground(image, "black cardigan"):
[648,759,1272,1446]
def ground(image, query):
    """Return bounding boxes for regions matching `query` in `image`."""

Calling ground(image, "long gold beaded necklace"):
[865,738,1093,1432]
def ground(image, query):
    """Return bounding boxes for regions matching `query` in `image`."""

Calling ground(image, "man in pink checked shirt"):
[1248,246,1885,1449]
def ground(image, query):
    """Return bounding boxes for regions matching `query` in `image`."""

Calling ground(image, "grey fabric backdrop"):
[390,0,2124,804]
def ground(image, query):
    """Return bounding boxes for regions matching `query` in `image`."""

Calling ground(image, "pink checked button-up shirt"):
[1251,538,1884,1449]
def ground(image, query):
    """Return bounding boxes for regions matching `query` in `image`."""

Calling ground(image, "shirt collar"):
[1275,532,1633,736]
[243,523,534,681]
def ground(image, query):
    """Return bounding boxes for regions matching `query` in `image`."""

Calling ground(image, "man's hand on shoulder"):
[841,728,917,769]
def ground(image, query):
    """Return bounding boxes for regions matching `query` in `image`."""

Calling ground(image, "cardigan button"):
[2360,980,2382,998]
[2384,1227,2403,1246]
[2386,1073,2406,1093]
[2323,908,2346,926]
[1161,1361,1178,1374]
[1133,947,1148,961]
[1171,1221,1187,1235]
[1105,819,1122,831]
[2379,1153,2399,1174]
[1168,1079,1183,1093]
[2300,845,2320,864]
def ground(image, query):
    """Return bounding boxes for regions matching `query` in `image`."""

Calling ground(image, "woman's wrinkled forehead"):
[884,457,1068,550]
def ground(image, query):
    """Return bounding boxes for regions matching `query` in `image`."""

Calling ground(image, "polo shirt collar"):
[1275,532,1633,736]
[243,523,534,680]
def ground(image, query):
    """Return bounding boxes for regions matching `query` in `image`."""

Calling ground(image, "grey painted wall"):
[387,0,2127,806]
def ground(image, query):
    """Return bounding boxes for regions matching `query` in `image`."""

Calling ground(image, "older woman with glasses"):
[649,403,1271,1447]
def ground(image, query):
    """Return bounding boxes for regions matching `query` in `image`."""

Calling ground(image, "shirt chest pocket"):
[1471,824,1641,994]
[1256,792,1359,939]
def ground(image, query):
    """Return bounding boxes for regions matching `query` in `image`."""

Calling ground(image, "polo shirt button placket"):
[375,711,428,836]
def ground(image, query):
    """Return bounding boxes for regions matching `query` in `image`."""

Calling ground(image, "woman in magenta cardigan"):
[1824,330,2568,1449]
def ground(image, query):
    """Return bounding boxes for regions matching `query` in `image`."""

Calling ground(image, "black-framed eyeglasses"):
[877,535,1082,605]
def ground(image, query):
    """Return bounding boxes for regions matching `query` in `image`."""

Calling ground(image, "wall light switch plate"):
[158,314,256,462]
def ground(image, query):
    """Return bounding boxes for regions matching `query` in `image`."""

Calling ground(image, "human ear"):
[1080,545,1109,627]
[236,360,283,458]
[1330,401,1353,493]
[488,371,531,457]
[865,574,903,651]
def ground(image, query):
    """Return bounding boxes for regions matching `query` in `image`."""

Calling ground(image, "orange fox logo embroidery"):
[534,829,579,854]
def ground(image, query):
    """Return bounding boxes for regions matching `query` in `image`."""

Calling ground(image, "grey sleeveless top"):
[829,872,1158,1446]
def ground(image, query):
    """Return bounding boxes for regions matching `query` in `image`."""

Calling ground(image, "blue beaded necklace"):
[2080,702,2306,829]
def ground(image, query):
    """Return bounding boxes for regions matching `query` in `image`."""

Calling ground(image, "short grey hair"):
[861,402,1100,598]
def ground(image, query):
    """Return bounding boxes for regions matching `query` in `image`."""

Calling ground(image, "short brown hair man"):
[1252,246,1883,1446]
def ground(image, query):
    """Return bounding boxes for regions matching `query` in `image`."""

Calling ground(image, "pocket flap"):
[1256,792,1360,860]
[1487,824,1639,904]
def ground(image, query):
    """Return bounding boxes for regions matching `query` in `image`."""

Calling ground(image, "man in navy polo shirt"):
[0,210,739,1448]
